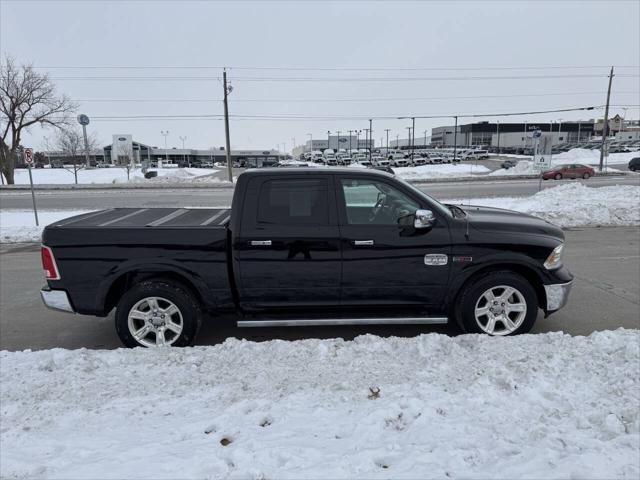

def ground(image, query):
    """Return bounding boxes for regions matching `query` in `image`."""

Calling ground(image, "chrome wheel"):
[474,285,527,335]
[127,296,183,347]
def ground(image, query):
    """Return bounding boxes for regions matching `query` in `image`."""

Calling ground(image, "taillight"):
[41,246,60,280]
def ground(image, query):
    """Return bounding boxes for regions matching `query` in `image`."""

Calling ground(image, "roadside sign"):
[532,134,552,171]
[533,154,551,171]
[23,147,39,226]
[24,148,34,165]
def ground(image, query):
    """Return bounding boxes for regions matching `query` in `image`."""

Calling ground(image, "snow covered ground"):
[1,330,638,479]
[449,183,640,228]
[0,210,92,243]
[2,184,638,242]
[394,163,491,181]
[11,167,220,185]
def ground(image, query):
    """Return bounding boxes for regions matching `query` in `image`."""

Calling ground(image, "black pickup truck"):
[41,168,573,347]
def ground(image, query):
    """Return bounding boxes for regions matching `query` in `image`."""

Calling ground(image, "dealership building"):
[105,135,283,167]
[427,121,596,149]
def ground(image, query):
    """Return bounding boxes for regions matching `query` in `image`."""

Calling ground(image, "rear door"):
[235,175,341,308]
[337,175,452,307]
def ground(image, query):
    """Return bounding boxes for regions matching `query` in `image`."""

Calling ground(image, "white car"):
[389,154,409,167]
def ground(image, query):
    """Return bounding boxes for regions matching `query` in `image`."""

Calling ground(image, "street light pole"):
[327,130,331,151]
[411,117,415,160]
[337,130,341,152]
[347,130,353,155]
[307,133,312,155]
[385,129,390,155]
[223,68,233,182]
[368,119,373,161]
[179,135,187,166]
[453,116,458,161]
[161,130,169,164]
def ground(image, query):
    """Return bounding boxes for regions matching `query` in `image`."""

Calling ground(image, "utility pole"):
[599,66,614,171]
[348,130,353,155]
[327,130,331,151]
[368,118,372,161]
[223,68,233,182]
[496,121,500,153]
[337,130,341,152]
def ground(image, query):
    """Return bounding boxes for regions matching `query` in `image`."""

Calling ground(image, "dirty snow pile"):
[1,330,638,479]
[490,160,623,177]
[394,163,491,181]
[451,183,640,228]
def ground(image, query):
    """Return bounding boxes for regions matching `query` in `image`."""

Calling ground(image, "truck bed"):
[50,208,231,229]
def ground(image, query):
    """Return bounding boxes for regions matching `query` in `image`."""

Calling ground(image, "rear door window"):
[257,179,329,225]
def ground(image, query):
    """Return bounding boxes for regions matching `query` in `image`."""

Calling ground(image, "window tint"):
[340,178,419,225]
[257,179,329,225]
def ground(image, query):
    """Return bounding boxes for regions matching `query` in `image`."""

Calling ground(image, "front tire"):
[115,280,201,348]
[554,173,562,180]
[582,172,590,179]
[456,271,538,336]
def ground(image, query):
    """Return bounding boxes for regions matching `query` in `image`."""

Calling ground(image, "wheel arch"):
[100,267,206,316]
[447,262,547,319]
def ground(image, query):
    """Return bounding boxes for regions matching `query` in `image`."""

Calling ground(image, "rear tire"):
[115,280,201,348]
[554,173,562,180]
[455,271,538,336]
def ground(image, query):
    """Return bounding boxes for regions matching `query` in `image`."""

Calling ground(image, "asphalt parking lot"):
[1,226,638,351]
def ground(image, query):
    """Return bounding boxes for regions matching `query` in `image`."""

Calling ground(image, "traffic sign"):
[77,114,90,126]
[24,148,34,165]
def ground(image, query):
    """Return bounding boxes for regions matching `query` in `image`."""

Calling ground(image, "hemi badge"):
[424,254,448,266]
[453,256,473,263]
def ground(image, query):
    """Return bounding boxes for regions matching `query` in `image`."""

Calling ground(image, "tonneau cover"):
[50,208,231,228]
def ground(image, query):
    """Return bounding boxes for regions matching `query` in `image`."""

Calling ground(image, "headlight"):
[544,244,564,270]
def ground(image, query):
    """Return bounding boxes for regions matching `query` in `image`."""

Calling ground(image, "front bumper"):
[544,281,573,312]
[40,287,75,313]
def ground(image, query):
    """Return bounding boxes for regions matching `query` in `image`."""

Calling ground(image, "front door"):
[235,175,341,308]
[337,175,452,307]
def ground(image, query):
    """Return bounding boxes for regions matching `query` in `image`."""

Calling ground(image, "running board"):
[237,317,448,328]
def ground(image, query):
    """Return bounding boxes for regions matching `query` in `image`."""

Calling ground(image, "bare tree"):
[0,56,77,184]
[53,127,100,184]
[116,143,136,181]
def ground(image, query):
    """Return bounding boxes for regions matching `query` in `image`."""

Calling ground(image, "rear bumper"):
[544,281,573,312]
[40,287,75,313]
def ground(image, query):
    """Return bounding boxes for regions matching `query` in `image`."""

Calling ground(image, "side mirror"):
[414,209,436,229]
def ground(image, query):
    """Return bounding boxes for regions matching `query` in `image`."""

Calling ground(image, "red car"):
[542,164,595,180]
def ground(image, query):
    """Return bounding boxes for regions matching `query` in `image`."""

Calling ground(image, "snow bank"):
[1,330,638,479]
[395,163,490,181]
[11,167,220,185]
[451,184,640,228]
[490,160,624,177]
[0,210,92,243]
[553,148,638,166]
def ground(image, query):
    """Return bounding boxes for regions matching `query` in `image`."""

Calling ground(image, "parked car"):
[542,164,595,180]
[501,159,518,169]
[628,158,640,172]
[200,161,215,168]
[41,168,573,348]
[389,154,409,167]
[50,160,64,168]
[96,162,111,168]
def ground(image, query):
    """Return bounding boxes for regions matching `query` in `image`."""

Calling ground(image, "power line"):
[43,104,604,122]
[51,74,640,82]
[72,91,640,103]
[37,64,640,71]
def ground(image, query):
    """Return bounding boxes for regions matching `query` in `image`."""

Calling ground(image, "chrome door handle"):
[352,240,374,246]
[250,240,272,246]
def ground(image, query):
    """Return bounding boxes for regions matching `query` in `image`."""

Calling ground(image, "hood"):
[459,205,564,239]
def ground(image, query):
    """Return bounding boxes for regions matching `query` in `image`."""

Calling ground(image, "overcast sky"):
[1,0,639,151]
